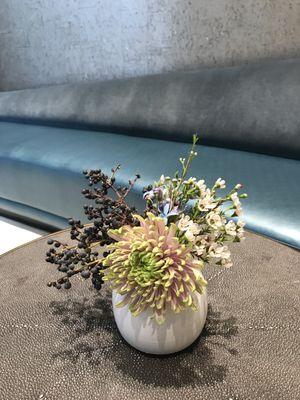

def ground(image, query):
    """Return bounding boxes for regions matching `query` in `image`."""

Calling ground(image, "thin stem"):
[172,134,199,204]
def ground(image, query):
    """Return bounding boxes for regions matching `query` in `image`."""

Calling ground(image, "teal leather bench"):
[0,58,299,248]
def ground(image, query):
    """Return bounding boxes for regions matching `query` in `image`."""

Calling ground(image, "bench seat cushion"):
[0,121,299,248]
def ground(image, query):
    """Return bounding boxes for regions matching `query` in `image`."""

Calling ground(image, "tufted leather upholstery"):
[0,58,299,247]
[0,121,300,248]
[0,58,299,160]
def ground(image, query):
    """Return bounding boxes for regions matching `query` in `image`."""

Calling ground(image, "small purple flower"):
[143,187,164,201]
[143,190,154,200]
[159,202,180,222]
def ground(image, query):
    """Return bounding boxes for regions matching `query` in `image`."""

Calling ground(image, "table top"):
[0,229,299,400]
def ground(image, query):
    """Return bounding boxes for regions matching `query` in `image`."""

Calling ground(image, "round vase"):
[112,289,208,355]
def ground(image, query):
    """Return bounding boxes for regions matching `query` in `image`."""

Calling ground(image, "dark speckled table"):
[0,230,299,400]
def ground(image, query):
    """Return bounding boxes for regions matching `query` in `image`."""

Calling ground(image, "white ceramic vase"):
[112,289,208,355]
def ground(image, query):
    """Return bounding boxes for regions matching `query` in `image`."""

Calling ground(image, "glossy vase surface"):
[112,289,208,355]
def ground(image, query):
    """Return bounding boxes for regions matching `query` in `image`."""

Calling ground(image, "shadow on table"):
[50,294,238,388]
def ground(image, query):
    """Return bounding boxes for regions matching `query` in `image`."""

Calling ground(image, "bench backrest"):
[0,58,299,159]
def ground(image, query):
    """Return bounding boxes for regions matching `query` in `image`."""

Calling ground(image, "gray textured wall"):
[0,0,300,91]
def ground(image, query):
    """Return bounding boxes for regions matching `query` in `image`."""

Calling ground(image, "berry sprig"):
[46,167,140,290]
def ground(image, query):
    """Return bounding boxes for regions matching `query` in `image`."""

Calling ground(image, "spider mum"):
[103,213,207,324]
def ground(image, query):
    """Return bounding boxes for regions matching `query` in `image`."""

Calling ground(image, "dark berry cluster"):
[46,166,141,290]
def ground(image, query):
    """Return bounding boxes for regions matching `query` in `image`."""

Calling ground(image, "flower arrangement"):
[46,135,247,324]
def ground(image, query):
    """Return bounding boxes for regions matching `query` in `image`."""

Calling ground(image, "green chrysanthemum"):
[103,213,207,324]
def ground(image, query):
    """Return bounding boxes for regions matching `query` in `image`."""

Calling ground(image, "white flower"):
[209,244,233,267]
[159,175,165,184]
[235,183,243,190]
[194,244,206,256]
[215,178,226,189]
[177,215,192,231]
[177,215,200,242]
[196,233,213,247]
[220,258,233,268]
[206,210,224,229]
[237,220,245,228]
[236,207,242,216]
[236,220,245,240]
[208,243,233,267]
[225,220,237,236]
[183,177,196,185]
[185,224,201,242]
[188,177,197,183]
[196,179,206,195]
[215,245,231,259]
[231,192,241,207]
[185,228,198,243]
[231,192,243,216]
[198,189,217,211]
[208,244,231,259]
[193,232,216,256]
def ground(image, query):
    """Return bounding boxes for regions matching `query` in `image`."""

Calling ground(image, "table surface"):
[0,229,299,400]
